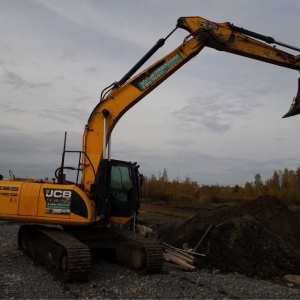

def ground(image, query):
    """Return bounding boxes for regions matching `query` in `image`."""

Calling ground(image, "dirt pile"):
[171,196,300,279]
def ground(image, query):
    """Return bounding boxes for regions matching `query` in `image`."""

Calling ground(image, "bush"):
[278,190,300,206]
[198,195,211,207]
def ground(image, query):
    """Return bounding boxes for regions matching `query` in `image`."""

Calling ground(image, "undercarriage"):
[18,224,163,282]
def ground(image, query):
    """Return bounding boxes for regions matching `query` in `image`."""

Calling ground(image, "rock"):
[212,269,221,275]
[284,274,300,285]
[136,224,153,237]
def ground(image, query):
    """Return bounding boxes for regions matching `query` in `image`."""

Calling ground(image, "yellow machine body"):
[0,180,97,225]
[0,179,133,225]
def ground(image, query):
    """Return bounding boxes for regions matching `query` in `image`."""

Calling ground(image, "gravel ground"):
[1,221,300,299]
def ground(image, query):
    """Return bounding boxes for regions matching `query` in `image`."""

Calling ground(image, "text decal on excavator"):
[137,54,183,91]
[200,22,219,30]
[43,188,72,215]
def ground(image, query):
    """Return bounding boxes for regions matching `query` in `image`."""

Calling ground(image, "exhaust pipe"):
[282,78,300,118]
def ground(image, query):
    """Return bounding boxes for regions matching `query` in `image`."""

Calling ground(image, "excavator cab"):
[92,159,141,220]
[109,160,141,217]
[282,78,300,118]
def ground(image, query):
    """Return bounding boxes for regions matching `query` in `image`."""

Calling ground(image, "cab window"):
[111,165,133,203]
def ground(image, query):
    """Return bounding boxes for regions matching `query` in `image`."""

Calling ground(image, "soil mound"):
[171,196,300,278]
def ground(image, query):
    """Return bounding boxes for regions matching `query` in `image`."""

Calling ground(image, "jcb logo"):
[45,189,72,198]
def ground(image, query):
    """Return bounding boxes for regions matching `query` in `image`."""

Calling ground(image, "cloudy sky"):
[0,0,300,185]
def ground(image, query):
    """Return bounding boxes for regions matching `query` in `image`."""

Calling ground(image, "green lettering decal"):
[138,54,183,90]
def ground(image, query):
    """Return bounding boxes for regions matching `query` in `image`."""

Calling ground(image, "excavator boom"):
[82,16,300,192]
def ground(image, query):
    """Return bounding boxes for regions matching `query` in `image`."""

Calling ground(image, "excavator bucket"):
[282,78,300,118]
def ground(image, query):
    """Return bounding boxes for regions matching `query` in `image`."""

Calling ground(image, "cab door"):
[109,160,139,218]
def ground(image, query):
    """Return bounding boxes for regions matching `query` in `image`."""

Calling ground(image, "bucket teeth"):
[282,78,300,118]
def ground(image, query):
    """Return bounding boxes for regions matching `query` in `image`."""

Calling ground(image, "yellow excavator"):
[0,16,300,282]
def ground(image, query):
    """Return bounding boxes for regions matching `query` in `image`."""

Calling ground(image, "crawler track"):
[18,225,91,282]
[111,229,163,273]
[67,227,163,274]
[17,225,163,282]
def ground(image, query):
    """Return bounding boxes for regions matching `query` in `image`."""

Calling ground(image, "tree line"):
[141,167,300,208]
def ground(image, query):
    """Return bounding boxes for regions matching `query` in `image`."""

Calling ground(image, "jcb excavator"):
[0,16,300,282]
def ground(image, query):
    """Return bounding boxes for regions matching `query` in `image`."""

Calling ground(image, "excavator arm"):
[178,17,300,69]
[81,16,300,193]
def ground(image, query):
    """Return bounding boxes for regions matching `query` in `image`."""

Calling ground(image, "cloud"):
[110,140,297,185]
[35,94,93,124]
[84,67,97,74]
[172,81,266,133]
[38,107,88,124]
[0,125,82,179]
[2,106,27,114]
[2,69,52,90]
[36,1,162,49]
